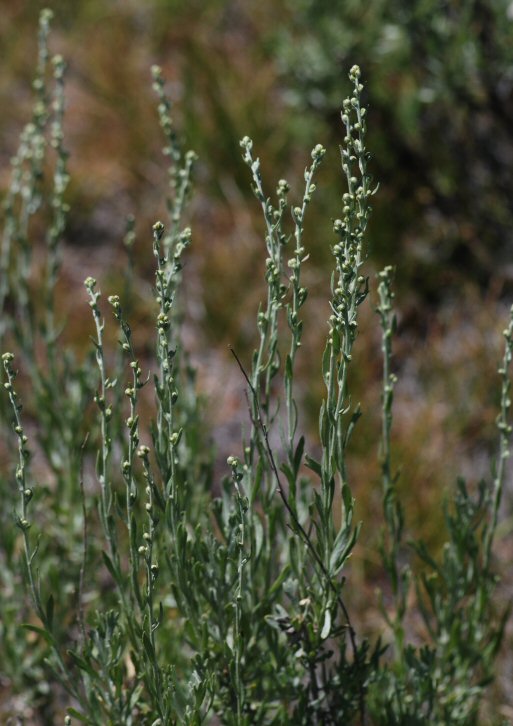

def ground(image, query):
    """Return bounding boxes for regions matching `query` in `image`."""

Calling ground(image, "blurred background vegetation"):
[1,0,513,720]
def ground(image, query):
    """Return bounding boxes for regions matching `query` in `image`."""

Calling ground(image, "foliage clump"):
[0,11,510,725]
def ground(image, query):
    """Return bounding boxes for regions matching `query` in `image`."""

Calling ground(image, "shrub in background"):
[272,0,513,290]
[0,11,511,725]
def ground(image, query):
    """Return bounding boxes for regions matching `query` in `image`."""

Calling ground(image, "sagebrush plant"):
[0,10,511,726]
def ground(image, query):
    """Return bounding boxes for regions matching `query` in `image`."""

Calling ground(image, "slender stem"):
[376,266,407,659]
[108,294,144,610]
[1,352,86,708]
[230,348,361,673]
[84,278,116,561]
[484,306,513,567]
[78,433,89,646]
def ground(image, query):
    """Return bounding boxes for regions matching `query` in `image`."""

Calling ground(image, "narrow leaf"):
[66,708,89,723]
[21,624,53,646]
[46,594,54,632]
[67,650,96,678]
[320,608,332,640]
[305,454,322,478]
[102,551,120,584]
[293,435,305,475]
[269,564,291,597]
[142,631,155,662]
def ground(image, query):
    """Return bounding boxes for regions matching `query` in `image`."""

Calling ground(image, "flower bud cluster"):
[2,353,35,529]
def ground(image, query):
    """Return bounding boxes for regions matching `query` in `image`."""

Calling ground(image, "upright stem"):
[108,294,144,610]
[84,277,116,560]
[1,352,86,708]
[376,266,407,657]
[484,306,513,568]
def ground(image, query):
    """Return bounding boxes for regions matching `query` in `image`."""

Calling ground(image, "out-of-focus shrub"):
[272,0,513,291]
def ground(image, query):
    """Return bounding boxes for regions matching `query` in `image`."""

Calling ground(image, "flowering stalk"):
[84,277,119,568]
[484,306,513,567]
[285,144,325,485]
[108,294,144,610]
[1,351,85,708]
[376,265,408,659]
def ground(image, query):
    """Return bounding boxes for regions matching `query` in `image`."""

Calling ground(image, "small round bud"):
[311,144,326,161]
